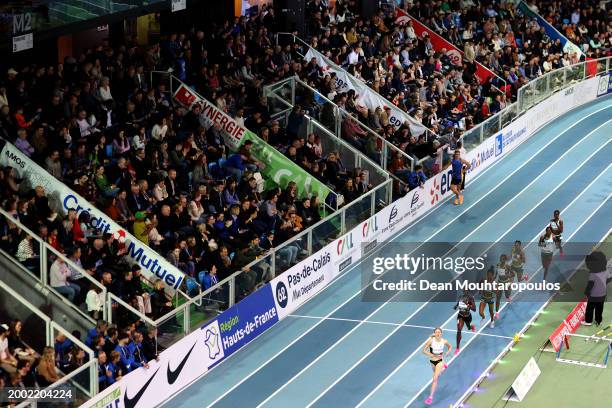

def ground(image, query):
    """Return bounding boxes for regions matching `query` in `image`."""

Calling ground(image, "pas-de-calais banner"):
[173,83,332,202]
[304,47,428,137]
[394,9,496,85]
[0,142,186,293]
[82,284,279,408]
[517,0,583,58]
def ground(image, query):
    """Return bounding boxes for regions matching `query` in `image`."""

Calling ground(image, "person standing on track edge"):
[450,150,471,205]
[422,328,452,405]
[549,210,564,256]
[582,251,611,326]
[453,290,476,354]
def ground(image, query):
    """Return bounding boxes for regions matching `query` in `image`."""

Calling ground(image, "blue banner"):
[207,283,279,365]
[517,1,582,57]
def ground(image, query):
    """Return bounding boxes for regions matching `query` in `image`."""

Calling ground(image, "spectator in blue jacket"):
[97,351,111,390]
[85,320,108,347]
[105,350,123,385]
[407,165,427,190]
[128,331,149,369]
[223,153,246,180]
[114,332,135,373]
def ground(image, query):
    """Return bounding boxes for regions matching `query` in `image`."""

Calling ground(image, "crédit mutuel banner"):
[0,141,186,293]
[173,84,332,202]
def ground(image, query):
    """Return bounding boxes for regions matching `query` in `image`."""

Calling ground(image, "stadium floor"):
[162,96,612,408]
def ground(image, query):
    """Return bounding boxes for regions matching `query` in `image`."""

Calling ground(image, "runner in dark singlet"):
[453,291,476,354]
[450,150,471,205]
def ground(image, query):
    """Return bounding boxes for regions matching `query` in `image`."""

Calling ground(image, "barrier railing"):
[0,208,106,325]
[276,32,442,141]
[264,76,417,174]
[81,55,611,408]
[462,57,611,152]
[0,280,97,407]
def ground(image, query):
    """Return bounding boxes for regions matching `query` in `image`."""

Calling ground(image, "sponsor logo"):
[388,205,398,223]
[410,191,420,208]
[362,216,379,239]
[126,241,182,289]
[286,252,331,288]
[123,367,160,408]
[91,387,121,408]
[166,342,197,385]
[597,74,612,96]
[4,149,26,168]
[395,15,411,25]
[336,232,354,256]
[275,281,288,308]
[564,87,574,96]
[446,49,462,66]
[408,190,425,216]
[429,178,440,204]
[203,326,222,360]
[495,134,503,157]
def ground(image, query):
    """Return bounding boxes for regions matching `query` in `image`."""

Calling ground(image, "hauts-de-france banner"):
[173,82,332,202]
[394,8,498,85]
[304,47,428,137]
[517,0,583,58]
[0,141,187,293]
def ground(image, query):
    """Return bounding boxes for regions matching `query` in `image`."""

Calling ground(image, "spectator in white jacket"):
[50,258,81,302]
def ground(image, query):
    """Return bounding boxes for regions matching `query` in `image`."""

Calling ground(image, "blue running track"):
[163,96,612,408]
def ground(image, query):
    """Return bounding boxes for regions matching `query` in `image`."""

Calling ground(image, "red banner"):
[548,300,587,352]
[395,9,496,85]
[173,84,201,108]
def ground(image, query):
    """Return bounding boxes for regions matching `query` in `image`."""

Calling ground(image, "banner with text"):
[173,82,332,201]
[0,142,186,293]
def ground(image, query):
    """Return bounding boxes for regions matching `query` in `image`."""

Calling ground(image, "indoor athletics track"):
[164,96,612,408]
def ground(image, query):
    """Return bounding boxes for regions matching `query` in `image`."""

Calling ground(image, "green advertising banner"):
[172,82,333,203]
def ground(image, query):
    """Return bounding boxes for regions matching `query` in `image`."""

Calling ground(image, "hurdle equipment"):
[556,333,612,368]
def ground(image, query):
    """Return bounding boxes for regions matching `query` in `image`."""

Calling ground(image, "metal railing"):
[276,32,442,141]
[460,57,611,153]
[265,76,417,174]
[0,280,98,408]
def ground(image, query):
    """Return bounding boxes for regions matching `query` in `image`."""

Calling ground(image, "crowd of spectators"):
[0,318,91,396]
[294,0,609,181]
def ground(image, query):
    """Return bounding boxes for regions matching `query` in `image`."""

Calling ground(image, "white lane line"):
[402,193,612,408]
[355,161,612,408]
[298,127,611,408]
[451,227,611,408]
[287,315,514,340]
[206,106,612,408]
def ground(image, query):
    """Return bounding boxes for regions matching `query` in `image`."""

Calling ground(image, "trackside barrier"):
[81,63,611,408]
[0,140,190,295]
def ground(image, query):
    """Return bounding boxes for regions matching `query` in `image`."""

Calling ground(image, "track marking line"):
[300,130,611,408]
[401,193,612,408]
[205,106,612,408]
[354,161,612,408]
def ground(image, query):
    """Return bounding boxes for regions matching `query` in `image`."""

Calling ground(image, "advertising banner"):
[394,9,497,85]
[172,81,332,202]
[597,73,612,97]
[517,0,583,58]
[0,143,186,293]
[82,71,606,408]
[304,47,428,136]
[547,300,587,352]
[84,284,278,408]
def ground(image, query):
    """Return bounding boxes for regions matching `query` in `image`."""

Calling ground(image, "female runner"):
[511,240,527,282]
[539,226,556,279]
[495,254,514,319]
[450,150,471,205]
[422,327,453,405]
[479,267,496,328]
[549,210,564,255]
[453,290,476,354]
